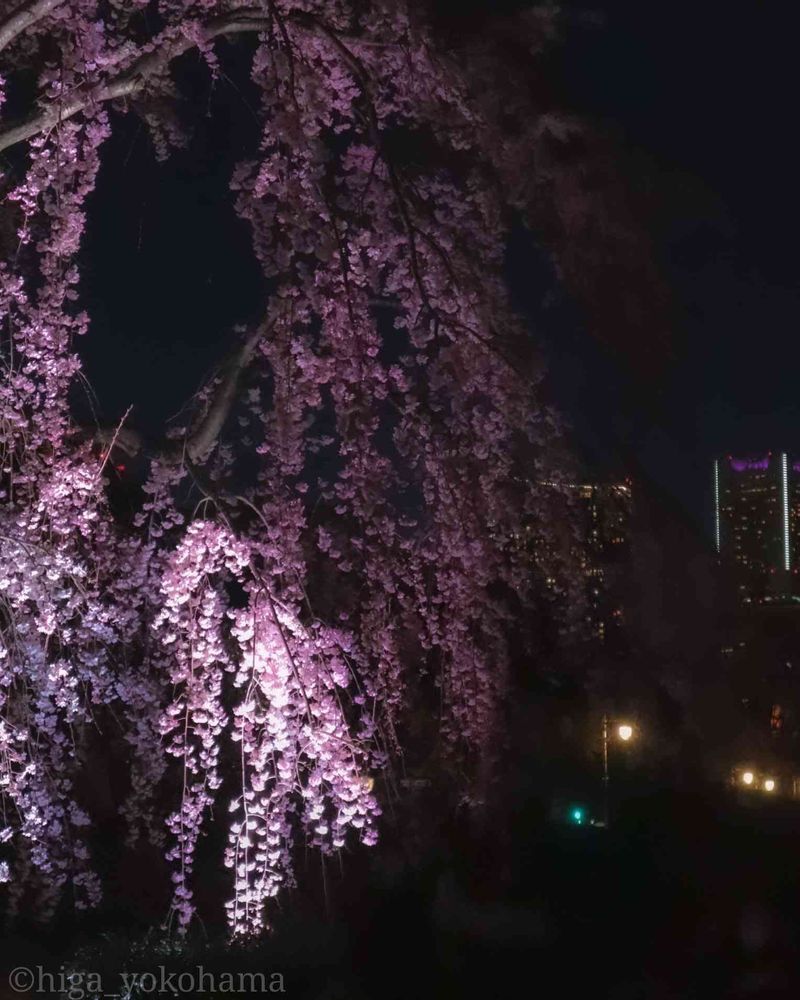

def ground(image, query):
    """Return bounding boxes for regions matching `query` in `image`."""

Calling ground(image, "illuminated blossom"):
[0,0,576,936]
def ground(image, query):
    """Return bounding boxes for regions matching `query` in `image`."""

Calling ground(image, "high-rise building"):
[713,453,800,605]
[575,480,632,643]
[533,478,632,643]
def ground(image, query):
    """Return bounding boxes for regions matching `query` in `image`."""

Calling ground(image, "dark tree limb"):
[94,425,143,458]
[0,0,63,54]
[89,324,266,466]
[184,322,266,464]
[0,9,269,154]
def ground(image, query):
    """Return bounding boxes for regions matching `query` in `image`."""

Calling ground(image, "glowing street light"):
[734,768,779,795]
[601,714,639,827]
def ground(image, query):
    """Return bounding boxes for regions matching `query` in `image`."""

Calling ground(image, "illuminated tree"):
[0,0,579,935]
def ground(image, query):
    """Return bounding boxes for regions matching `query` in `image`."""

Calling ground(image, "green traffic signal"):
[571,807,585,824]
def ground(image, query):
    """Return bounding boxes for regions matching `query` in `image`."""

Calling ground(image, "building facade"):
[577,481,632,643]
[713,453,800,605]
[534,478,633,644]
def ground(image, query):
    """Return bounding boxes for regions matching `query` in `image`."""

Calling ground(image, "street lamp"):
[763,778,776,793]
[741,770,755,787]
[602,715,637,828]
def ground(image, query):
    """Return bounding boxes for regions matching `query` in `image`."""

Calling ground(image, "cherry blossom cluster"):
[225,593,379,936]
[0,102,115,913]
[0,0,579,935]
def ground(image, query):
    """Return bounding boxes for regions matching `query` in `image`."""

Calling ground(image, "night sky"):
[79,53,263,442]
[78,0,800,542]
[542,0,800,537]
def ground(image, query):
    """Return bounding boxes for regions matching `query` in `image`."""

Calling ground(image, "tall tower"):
[714,453,799,604]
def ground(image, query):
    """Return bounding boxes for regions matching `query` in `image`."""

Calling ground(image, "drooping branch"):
[0,0,63,54]
[292,14,530,380]
[0,9,269,154]
[0,0,576,934]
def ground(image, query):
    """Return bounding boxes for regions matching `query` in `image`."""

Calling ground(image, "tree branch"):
[94,424,143,459]
[84,325,265,466]
[0,0,63,54]
[0,9,268,154]
[184,323,266,464]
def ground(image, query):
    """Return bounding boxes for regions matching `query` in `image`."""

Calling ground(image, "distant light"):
[617,724,633,742]
[571,807,584,824]
[764,778,776,793]
[742,771,755,786]
[782,453,791,571]
[730,456,770,472]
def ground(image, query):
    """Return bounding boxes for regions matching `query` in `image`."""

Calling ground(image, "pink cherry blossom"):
[0,0,579,937]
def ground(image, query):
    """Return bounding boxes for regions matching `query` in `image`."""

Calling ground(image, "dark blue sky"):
[534,0,800,537]
[80,64,263,442]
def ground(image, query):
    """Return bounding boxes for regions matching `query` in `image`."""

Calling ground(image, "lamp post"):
[602,714,635,827]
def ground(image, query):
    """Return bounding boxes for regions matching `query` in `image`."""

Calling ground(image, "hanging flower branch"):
[0,0,579,935]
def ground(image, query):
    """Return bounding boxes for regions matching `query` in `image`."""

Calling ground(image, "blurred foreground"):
[2,773,800,999]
